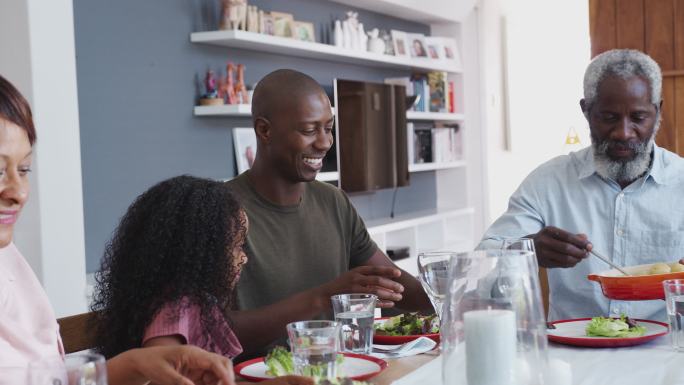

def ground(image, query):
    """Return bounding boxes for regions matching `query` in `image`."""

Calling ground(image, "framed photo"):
[424,37,443,60]
[439,37,461,66]
[293,21,315,42]
[271,11,294,38]
[259,12,275,36]
[233,128,257,174]
[390,30,409,57]
[406,33,428,58]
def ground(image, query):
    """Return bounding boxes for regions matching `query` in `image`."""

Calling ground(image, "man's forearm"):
[230,287,329,355]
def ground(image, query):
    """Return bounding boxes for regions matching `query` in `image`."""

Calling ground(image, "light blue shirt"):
[479,145,684,322]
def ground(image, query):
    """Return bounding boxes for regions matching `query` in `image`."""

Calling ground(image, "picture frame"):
[271,11,294,38]
[424,37,443,60]
[259,12,275,36]
[390,30,409,57]
[406,33,429,58]
[233,127,257,174]
[439,37,461,66]
[292,21,316,42]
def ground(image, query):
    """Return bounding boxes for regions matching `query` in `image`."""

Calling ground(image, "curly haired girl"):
[92,175,248,359]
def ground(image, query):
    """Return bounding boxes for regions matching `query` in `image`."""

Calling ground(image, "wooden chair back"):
[57,312,98,354]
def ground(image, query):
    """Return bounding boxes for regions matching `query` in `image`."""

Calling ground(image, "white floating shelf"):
[194,104,335,117]
[408,161,465,172]
[194,104,251,116]
[317,172,339,182]
[406,111,465,121]
[190,30,462,74]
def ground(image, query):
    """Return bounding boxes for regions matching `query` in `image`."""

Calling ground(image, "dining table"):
[370,336,684,385]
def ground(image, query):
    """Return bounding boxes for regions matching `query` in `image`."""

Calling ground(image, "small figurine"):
[246,5,259,33]
[367,28,385,54]
[199,70,224,106]
[234,64,249,104]
[225,62,238,104]
[220,0,247,30]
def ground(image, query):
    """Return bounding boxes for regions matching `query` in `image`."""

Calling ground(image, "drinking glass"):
[441,250,548,385]
[663,279,684,352]
[29,353,107,385]
[286,320,339,379]
[331,294,377,354]
[417,251,454,320]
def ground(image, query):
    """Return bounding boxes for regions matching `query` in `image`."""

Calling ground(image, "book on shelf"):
[413,124,433,163]
[427,71,448,113]
[431,123,462,162]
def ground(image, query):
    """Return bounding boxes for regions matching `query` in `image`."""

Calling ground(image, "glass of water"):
[663,279,684,352]
[29,352,107,385]
[331,294,377,354]
[286,320,340,379]
[417,251,454,320]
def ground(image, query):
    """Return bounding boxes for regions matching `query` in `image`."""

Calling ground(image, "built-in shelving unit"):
[190,30,462,74]
[191,1,483,272]
[366,208,475,275]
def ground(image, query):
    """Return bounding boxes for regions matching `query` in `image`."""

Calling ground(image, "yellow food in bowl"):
[648,262,671,275]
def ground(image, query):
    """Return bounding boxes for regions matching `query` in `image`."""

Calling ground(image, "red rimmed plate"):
[234,353,387,382]
[372,317,440,344]
[547,318,668,347]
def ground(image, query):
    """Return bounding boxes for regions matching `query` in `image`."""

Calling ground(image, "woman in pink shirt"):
[0,73,311,385]
[92,175,248,360]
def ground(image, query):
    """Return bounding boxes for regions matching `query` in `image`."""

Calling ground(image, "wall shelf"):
[194,104,251,116]
[190,30,462,74]
[406,111,465,121]
[408,161,465,172]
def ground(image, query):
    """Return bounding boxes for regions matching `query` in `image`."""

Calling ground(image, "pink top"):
[143,298,243,358]
[0,243,64,369]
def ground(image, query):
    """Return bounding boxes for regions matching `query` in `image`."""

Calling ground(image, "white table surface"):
[388,336,684,385]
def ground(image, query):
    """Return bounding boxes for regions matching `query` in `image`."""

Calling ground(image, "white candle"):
[464,309,517,385]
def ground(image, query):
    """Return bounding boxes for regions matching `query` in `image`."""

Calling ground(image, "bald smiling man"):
[226,69,430,356]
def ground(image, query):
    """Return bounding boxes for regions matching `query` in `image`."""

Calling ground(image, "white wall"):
[480,0,591,224]
[0,0,87,317]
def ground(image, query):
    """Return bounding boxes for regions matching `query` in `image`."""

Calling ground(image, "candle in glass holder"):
[464,308,516,385]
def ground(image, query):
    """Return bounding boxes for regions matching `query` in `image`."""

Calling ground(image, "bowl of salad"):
[373,313,440,344]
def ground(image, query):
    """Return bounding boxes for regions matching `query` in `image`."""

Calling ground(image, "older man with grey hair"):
[479,49,684,322]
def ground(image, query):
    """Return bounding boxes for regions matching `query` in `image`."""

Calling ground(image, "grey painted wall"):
[74,0,438,272]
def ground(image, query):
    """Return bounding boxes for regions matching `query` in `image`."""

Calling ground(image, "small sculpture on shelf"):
[246,5,259,33]
[199,70,224,106]
[220,0,247,30]
[234,63,249,104]
[367,28,385,54]
[224,62,238,104]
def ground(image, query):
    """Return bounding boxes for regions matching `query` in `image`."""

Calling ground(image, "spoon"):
[589,249,630,276]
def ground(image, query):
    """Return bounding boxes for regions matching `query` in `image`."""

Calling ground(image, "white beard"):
[592,136,654,184]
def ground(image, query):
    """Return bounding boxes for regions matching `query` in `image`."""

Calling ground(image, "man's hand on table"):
[320,265,404,308]
[531,226,592,268]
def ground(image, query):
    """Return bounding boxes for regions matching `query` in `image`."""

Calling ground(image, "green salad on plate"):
[585,315,647,338]
[373,312,439,336]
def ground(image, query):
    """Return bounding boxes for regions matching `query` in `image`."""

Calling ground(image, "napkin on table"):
[370,336,437,359]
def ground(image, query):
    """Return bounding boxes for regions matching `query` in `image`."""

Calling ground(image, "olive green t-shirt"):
[226,172,378,311]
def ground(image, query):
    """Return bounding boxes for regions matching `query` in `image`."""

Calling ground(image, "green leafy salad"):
[373,312,439,336]
[585,315,647,338]
[264,346,345,378]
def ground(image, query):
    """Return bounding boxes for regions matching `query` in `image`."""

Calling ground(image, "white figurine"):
[334,20,343,47]
[367,28,385,54]
[358,23,367,52]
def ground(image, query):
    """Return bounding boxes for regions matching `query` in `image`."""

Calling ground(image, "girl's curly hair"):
[91,175,246,358]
